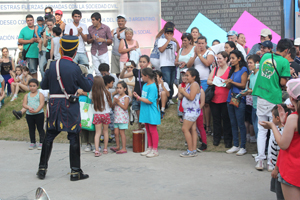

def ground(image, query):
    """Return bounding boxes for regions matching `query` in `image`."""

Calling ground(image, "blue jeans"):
[252,107,258,138]
[74,52,89,65]
[38,51,46,78]
[161,66,176,100]
[227,102,247,148]
[2,74,11,94]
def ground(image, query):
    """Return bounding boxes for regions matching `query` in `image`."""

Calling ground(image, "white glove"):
[87,65,94,75]
[78,64,88,76]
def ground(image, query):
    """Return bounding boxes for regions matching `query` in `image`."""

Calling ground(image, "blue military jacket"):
[41,57,93,133]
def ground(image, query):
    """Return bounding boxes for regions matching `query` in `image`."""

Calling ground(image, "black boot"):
[225,142,232,148]
[213,140,220,146]
[198,143,207,151]
[37,141,53,179]
[70,169,89,181]
[69,133,88,181]
[37,168,47,180]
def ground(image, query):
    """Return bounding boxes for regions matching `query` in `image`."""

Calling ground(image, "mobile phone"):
[126,62,131,67]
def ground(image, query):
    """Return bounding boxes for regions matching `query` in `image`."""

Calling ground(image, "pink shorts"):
[93,113,111,125]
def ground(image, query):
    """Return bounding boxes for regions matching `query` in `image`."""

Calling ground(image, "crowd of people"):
[0,6,300,198]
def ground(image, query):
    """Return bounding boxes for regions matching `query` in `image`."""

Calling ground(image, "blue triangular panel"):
[186,13,228,46]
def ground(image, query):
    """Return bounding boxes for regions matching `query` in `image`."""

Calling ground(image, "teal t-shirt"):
[252,53,290,105]
[18,26,39,59]
[139,83,161,125]
[249,71,258,109]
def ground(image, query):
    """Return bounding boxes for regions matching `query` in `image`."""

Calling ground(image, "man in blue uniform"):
[37,35,93,181]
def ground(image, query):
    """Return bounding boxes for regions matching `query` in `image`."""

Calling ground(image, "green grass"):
[0,95,257,153]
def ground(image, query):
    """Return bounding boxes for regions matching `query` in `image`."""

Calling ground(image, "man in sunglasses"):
[248,29,277,56]
[44,7,53,15]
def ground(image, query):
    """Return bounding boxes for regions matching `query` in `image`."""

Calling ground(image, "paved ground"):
[0,140,275,200]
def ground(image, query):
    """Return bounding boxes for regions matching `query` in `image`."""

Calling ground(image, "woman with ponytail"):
[133,68,160,158]
[260,78,300,200]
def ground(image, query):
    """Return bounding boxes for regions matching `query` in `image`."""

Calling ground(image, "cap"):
[287,79,300,100]
[227,30,238,37]
[37,16,44,21]
[55,10,63,16]
[60,35,79,52]
[117,14,126,21]
[260,40,273,48]
[295,38,300,46]
[165,26,174,33]
[260,29,272,37]
[181,68,188,73]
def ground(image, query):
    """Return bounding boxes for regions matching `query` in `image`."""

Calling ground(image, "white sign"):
[0,0,160,55]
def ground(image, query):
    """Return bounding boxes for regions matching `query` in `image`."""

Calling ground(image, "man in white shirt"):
[158,26,178,103]
[64,9,89,65]
[210,30,247,60]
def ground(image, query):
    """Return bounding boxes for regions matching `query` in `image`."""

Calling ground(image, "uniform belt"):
[50,94,70,98]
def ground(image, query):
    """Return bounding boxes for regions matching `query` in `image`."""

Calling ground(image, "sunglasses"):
[55,14,61,16]
[127,67,134,69]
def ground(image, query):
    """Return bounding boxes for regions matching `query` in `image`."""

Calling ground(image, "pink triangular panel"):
[231,11,281,49]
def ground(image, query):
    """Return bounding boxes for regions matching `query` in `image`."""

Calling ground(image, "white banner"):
[0,0,160,54]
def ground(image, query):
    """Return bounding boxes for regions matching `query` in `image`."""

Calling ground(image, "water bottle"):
[95,34,102,45]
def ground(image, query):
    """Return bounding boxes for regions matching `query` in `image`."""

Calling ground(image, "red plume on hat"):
[69,29,73,36]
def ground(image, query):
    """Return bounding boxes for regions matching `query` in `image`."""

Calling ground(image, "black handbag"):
[205,66,218,104]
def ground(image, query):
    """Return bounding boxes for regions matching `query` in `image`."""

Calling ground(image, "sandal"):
[116,150,127,154]
[94,151,101,157]
[103,149,108,154]
[110,147,119,152]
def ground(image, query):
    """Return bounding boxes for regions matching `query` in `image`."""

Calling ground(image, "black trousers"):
[210,102,232,144]
[26,113,45,143]
[39,129,81,171]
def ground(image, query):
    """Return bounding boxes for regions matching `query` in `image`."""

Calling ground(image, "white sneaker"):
[141,148,152,156]
[250,136,257,143]
[37,143,42,150]
[255,160,264,171]
[267,165,274,172]
[236,148,247,156]
[169,99,175,105]
[10,96,16,102]
[226,146,240,154]
[85,144,92,152]
[146,150,159,158]
[252,153,257,158]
